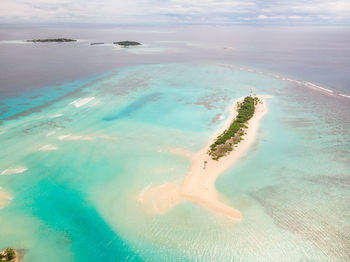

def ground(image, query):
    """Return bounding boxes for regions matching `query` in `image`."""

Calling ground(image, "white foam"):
[339,93,350,99]
[96,135,118,141]
[49,113,63,118]
[47,131,56,137]
[305,82,334,94]
[1,167,28,176]
[70,97,95,108]
[39,144,58,151]
[0,130,6,135]
[57,134,95,141]
[57,134,117,141]
[0,40,31,45]
[218,63,336,97]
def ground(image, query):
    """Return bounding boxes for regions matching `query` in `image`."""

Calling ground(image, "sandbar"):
[140,95,270,220]
[0,189,12,209]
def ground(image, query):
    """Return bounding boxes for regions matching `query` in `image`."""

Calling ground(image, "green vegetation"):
[114,41,141,47]
[208,96,260,160]
[0,248,16,262]
[26,38,77,43]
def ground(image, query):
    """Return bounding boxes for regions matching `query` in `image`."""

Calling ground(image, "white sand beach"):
[140,95,271,220]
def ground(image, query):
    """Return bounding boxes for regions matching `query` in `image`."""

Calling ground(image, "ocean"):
[0,25,349,261]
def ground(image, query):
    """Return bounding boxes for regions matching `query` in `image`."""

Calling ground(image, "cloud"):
[257,15,268,20]
[288,15,302,19]
[290,1,350,13]
[0,0,349,25]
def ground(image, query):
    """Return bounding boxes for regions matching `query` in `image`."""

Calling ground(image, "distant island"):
[90,42,105,45]
[114,41,141,47]
[26,38,77,43]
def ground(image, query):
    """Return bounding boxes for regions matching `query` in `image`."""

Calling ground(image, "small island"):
[90,42,105,45]
[0,248,16,262]
[140,95,270,221]
[26,38,76,43]
[113,41,141,47]
[208,96,260,160]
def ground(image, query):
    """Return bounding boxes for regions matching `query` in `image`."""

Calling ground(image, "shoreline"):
[0,248,22,262]
[140,95,270,220]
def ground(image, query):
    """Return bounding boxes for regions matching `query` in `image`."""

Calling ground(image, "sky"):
[1,0,350,25]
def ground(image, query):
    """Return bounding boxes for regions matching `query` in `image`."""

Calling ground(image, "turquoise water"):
[0,63,349,261]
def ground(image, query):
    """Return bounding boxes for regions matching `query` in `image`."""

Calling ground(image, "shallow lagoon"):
[0,26,350,262]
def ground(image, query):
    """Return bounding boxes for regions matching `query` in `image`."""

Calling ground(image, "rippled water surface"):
[0,26,349,261]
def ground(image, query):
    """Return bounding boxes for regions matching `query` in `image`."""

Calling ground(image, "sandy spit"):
[140,95,271,221]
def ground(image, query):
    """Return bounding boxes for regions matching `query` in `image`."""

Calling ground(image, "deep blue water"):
[25,180,140,262]
[1,26,350,99]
